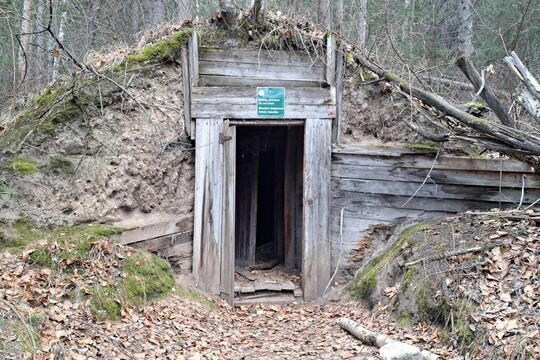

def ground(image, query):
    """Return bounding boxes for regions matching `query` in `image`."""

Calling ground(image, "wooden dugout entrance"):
[186,33,338,304]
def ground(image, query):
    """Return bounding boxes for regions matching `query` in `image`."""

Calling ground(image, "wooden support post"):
[303,118,332,301]
[181,45,192,138]
[189,32,199,87]
[333,45,344,144]
[220,121,236,305]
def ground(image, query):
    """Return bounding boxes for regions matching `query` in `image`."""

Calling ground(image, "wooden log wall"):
[190,47,335,121]
[330,145,540,268]
[114,215,194,273]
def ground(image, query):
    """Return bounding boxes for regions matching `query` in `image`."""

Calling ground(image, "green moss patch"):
[88,252,176,321]
[127,28,192,64]
[1,218,123,252]
[4,157,38,174]
[405,141,438,152]
[90,286,122,322]
[348,222,430,306]
[120,252,176,306]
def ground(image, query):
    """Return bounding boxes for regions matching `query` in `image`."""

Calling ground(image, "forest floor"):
[4,211,539,360]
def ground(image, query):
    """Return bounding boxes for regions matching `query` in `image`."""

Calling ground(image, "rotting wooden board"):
[199,60,325,82]
[192,103,335,120]
[332,149,535,173]
[128,230,192,253]
[220,121,235,305]
[192,119,208,284]
[192,86,334,105]
[303,118,332,301]
[181,46,192,138]
[198,75,325,88]
[235,292,300,305]
[115,215,193,245]
[331,192,508,213]
[332,178,540,203]
[199,47,325,67]
[330,203,435,222]
[332,163,540,188]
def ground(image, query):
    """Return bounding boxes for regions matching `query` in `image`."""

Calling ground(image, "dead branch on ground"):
[338,318,440,360]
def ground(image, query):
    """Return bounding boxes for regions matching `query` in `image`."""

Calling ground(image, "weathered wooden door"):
[302,118,332,301]
[193,118,236,304]
[193,118,222,295]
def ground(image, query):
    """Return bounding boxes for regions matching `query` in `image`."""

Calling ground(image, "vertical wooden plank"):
[193,119,210,287]
[303,118,332,301]
[221,121,236,305]
[205,118,223,294]
[326,35,336,86]
[189,32,199,87]
[181,45,192,139]
[333,45,344,144]
[295,128,304,268]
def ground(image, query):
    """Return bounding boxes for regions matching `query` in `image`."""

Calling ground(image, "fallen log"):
[352,52,540,171]
[338,318,440,360]
[504,51,540,124]
[456,56,515,128]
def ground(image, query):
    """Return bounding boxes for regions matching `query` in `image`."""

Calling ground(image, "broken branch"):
[456,57,515,128]
[404,245,494,267]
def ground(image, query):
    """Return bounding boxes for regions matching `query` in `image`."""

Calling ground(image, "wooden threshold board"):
[234,289,304,305]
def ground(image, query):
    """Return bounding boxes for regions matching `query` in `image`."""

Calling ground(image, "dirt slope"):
[1,235,464,360]
[349,211,540,359]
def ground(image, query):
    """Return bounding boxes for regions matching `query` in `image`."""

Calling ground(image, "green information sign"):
[257,87,285,117]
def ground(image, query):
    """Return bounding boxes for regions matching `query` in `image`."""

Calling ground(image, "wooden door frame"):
[193,119,331,304]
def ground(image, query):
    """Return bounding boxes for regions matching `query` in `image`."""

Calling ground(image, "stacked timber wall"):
[114,215,194,273]
[330,145,540,268]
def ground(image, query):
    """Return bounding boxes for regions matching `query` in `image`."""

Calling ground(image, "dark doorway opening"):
[234,124,304,301]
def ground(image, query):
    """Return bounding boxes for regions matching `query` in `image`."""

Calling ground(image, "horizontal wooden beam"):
[332,152,535,173]
[193,86,334,104]
[192,86,336,119]
[193,104,335,119]
[229,120,304,126]
[332,178,540,203]
[332,164,540,188]
[199,60,325,82]
[199,47,324,67]
[114,215,193,245]
[199,75,325,87]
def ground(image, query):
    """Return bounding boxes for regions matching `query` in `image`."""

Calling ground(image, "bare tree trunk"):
[177,0,193,21]
[252,0,262,23]
[334,0,344,32]
[318,0,331,30]
[219,0,239,30]
[53,0,67,81]
[34,0,47,85]
[151,0,165,27]
[357,0,367,48]
[18,0,33,84]
[456,0,474,56]
[89,0,103,47]
[439,0,474,56]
